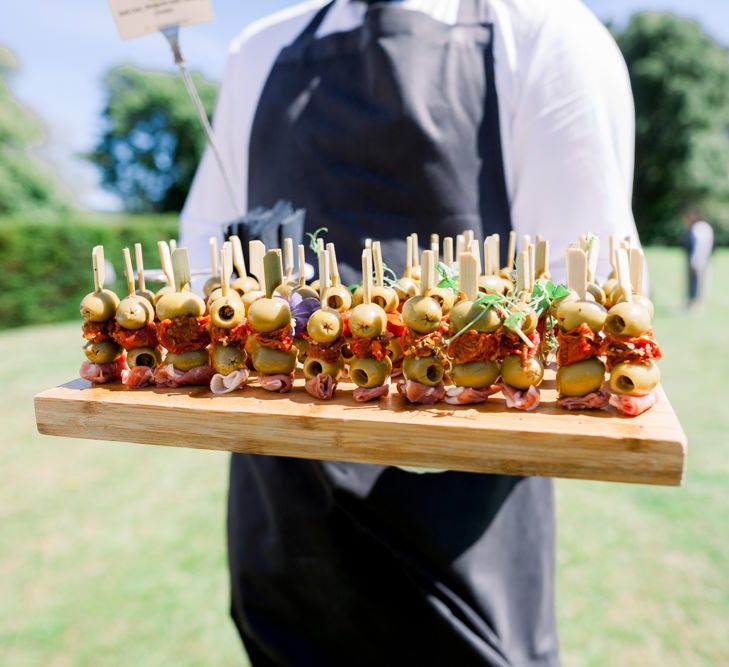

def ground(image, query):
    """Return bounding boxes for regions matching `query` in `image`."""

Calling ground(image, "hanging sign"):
[108,0,214,40]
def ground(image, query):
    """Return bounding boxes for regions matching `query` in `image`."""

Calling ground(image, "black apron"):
[229,2,558,665]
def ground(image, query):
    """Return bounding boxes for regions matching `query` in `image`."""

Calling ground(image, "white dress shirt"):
[181,0,639,283]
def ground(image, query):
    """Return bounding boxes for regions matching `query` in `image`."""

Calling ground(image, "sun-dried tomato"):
[350,335,390,361]
[82,320,111,343]
[158,316,210,353]
[500,329,541,363]
[448,329,501,364]
[556,323,602,366]
[110,321,159,351]
[251,325,293,352]
[307,336,346,363]
[603,333,662,370]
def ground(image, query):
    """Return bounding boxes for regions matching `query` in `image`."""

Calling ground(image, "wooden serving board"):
[34,370,686,486]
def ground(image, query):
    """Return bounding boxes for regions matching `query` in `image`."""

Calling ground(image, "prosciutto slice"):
[353,383,390,403]
[259,374,294,393]
[558,388,610,411]
[610,391,657,417]
[304,373,338,400]
[210,369,249,395]
[153,363,214,388]
[121,365,154,388]
[500,383,541,411]
[80,357,125,384]
[396,379,445,405]
[444,385,499,405]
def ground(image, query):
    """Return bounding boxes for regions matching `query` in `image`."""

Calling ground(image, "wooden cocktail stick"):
[430,238,439,263]
[230,235,247,278]
[92,245,104,292]
[209,237,219,279]
[455,234,465,259]
[586,237,600,283]
[169,239,177,253]
[317,248,331,301]
[411,234,420,268]
[122,247,136,296]
[157,241,174,286]
[364,238,372,250]
[249,240,266,286]
[506,230,516,271]
[283,237,294,281]
[134,244,146,293]
[483,239,491,276]
[470,238,481,276]
[443,237,454,266]
[404,235,414,278]
[527,243,536,290]
[362,249,373,305]
[372,241,385,287]
[521,233,531,252]
[535,239,549,279]
[536,234,544,244]
[463,229,474,247]
[220,245,232,298]
[615,248,633,303]
[263,249,283,298]
[566,247,587,301]
[630,247,645,296]
[459,252,478,301]
[515,250,528,294]
[297,244,307,287]
[172,248,191,292]
[420,250,435,296]
[326,242,341,286]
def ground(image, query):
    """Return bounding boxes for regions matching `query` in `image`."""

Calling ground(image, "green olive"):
[610,361,660,396]
[209,296,245,329]
[127,346,161,368]
[449,300,501,334]
[303,356,344,380]
[349,356,392,388]
[154,285,175,305]
[602,278,619,306]
[83,339,121,364]
[247,298,291,333]
[632,294,655,319]
[307,308,343,343]
[251,346,297,375]
[349,303,386,339]
[403,355,444,386]
[556,300,607,333]
[341,340,356,363]
[605,301,652,337]
[607,283,630,309]
[116,295,155,330]
[549,289,578,317]
[402,295,442,334]
[211,343,247,375]
[371,286,400,313]
[309,279,320,294]
[556,358,605,396]
[245,337,260,357]
[386,337,403,363]
[393,277,419,302]
[242,290,266,315]
[501,355,544,390]
[203,276,221,299]
[586,282,606,306]
[165,348,210,371]
[451,361,500,388]
[137,289,157,308]
[293,285,320,300]
[479,275,511,296]
[426,287,455,315]
[156,291,206,320]
[293,337,308,362]
[80,289,120,323]
[513,302,539,335]
[231,275,260,295]
[409,266,422,282]
[207,286,243,307]
[274,281,297,298]
[351,285,364,307]
[323,285,352,312]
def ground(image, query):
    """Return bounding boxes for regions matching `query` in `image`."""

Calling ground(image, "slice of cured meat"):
[500,383,541,411]
[259,374,294,393]
[396,379,445,405]
[353,384,389,403]
[210,369,249,395]
[304,373,338,400]
[79,357,126,384]
[609,391,657,417]
[557,388,610,411]
[153,363,214,388]
[121,365,154,388]
[444,385,499,405]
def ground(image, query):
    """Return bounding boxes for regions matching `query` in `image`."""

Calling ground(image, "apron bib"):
[230,2,558,664]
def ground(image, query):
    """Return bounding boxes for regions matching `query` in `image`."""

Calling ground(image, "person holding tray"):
[181,0,640,664]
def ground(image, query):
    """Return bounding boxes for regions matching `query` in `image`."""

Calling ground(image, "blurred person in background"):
[181,0,640,664]
[682,207,714,314]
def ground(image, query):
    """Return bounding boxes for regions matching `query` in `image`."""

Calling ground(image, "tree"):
[0,45,68,216]
[617,14,729,244]
[89,65,218,213]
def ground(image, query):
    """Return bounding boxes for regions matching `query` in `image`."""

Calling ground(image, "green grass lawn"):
[1,248,727,666]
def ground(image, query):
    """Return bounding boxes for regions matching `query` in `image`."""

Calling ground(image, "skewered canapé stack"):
[209,243,249,394]
[348,249,392,402]
[79,246,124,384]
[398,250,448,404]
[155,249,213,387]
[247,250,298,393]
[114,247,159,388]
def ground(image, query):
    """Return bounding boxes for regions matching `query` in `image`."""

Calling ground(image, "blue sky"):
[1,0,728,209]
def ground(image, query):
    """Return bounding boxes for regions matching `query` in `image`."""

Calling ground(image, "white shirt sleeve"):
[500,0,638,283]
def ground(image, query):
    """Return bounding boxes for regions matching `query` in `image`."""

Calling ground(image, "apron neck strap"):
[457,0,489,24]
[292,0,337,49]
